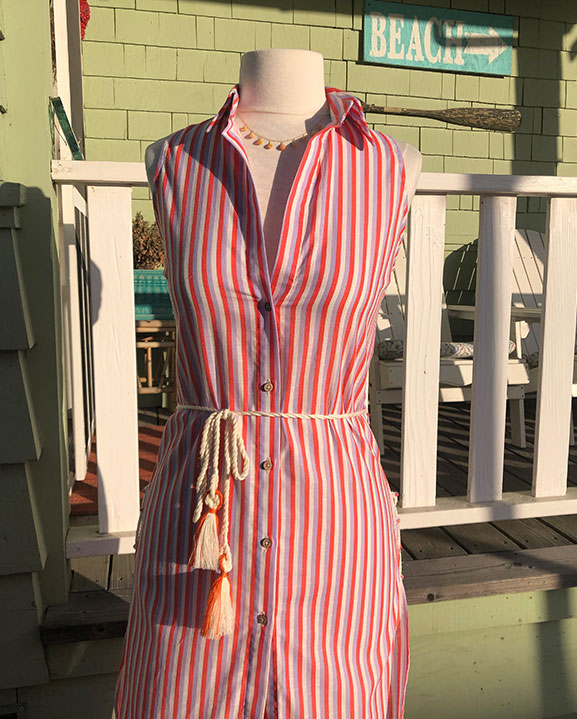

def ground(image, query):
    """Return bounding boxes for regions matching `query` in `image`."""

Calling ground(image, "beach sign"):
[363,1,514,76]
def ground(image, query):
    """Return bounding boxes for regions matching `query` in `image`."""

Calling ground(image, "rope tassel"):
[187,409,250,639]
[187,493,221,570]
[201,552,235,639]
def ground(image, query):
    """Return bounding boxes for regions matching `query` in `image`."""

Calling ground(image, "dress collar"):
[205,83,374,141]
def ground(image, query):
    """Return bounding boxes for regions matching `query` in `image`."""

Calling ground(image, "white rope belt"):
[174,402,368,640]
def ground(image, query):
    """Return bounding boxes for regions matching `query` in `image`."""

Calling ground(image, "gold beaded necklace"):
[236,113,330,151]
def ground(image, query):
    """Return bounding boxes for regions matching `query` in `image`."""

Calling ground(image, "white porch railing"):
[51,161,577,556]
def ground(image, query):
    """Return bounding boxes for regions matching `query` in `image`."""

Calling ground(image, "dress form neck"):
[235,50,331,279]
[236,49,329,134]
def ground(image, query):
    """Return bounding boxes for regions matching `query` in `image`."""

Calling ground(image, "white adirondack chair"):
[368,233,531,456]
[507,228,576,445]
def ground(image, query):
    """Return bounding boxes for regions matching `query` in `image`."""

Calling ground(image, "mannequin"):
[145,49,422,277]
[115,49,417,718]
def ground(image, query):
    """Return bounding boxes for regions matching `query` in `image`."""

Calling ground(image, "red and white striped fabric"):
[114,83,409,719]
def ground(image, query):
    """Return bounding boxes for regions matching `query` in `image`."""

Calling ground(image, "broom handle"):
[359,102,522,132]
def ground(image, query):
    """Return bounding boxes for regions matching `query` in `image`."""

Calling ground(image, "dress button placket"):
[258,295,273,653]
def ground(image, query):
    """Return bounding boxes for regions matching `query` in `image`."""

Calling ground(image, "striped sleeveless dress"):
[113,83,409,719]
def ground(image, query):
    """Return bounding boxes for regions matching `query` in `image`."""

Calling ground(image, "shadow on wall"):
[445,19,575,342]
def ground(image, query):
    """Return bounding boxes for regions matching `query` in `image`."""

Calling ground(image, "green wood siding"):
[83,0,577,317]
[25,585,577,719]
[0,0,72,695]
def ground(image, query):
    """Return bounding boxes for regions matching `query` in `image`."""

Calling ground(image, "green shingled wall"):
[0,0,71,696]
[83,0,577,315]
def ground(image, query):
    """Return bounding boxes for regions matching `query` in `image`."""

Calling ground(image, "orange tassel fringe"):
[200,553,235,639]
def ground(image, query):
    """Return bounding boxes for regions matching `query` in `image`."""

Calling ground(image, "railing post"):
[533,197,577,497]
[87,185,140,536]
[468,195,517,504]
[61,186,93,487]
[401,194,446,509]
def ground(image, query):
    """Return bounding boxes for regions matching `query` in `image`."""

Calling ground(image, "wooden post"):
[468,195,517,504]
[533,197,577,497]
[87,185,140,536]
[401,194,446,509]
[61,187,94,490]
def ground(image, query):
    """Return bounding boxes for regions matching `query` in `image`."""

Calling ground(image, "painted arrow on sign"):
[363,0,513,76]
[465,27,508,63]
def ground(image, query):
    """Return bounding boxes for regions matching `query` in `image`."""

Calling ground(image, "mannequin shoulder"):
[393,140,422,206]
[145,133,173,188]
[144,119,211,187]
[396,140,422,169]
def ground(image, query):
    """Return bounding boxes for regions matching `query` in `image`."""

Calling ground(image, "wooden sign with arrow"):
[363,1,514,76]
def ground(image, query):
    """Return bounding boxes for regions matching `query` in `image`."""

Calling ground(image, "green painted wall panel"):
[19,673,118,719]
[84,109,127,140]
[409,586,577,637]
[196,14,215,48]
[407,613,577,719]
[0,575,48,689]
[0,226,33,351]
[0,465,46,575]
[0,352,42,463]
[0,0,74,642]
[45,638,123,681]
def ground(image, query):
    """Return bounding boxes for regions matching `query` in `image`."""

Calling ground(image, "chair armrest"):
[510,306,543,323]
[445,304,476,321]
[446,304,543,325]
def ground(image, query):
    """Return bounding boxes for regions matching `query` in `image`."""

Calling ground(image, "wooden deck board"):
[491,516,574,549]
[402,544,577,604]
[400,526,469,560]
[70,556,110,592]
[541,514,577,543]
[109,553,136,591]
[41,587,133,644]
[42,544,577,646]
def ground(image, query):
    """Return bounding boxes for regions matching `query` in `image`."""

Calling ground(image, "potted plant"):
[133,211,173,320]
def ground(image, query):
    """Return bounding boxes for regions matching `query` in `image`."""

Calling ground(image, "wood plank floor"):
[383,396,577,565]
[46,396,577,644]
